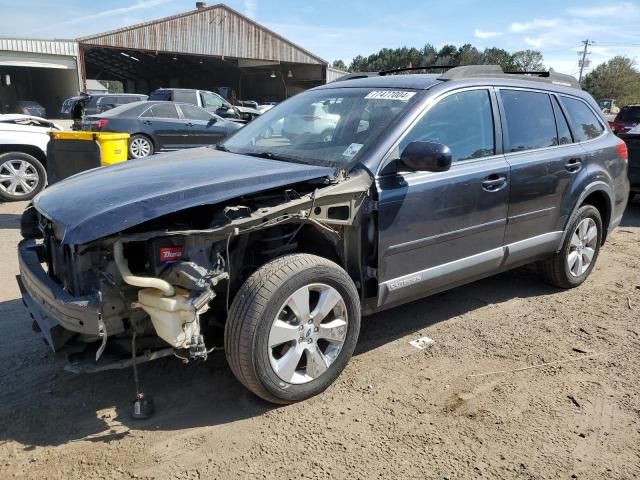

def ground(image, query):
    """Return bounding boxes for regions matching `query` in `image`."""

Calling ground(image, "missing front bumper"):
[17,240,102,351]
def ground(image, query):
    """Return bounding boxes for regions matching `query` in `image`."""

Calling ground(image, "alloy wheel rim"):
[130,138,151,158]
[567,218,598,277]
[268,283,348,384]
[0,159,39,196]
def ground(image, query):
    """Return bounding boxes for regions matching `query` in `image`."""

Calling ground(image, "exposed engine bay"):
[18,169,375,372]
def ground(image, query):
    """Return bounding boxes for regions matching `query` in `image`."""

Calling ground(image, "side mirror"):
[400,141,452,172]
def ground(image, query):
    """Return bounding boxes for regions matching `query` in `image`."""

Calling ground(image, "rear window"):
[141,104,179,119]
[560,96,604,141]
[149,90,172,101]
[618,106,640,122]
[500,90,557,152]
[172,91,199,105]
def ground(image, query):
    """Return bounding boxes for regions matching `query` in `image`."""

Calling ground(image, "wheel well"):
[238,223,343,281]
[581,190,611,243]
[0,145,46,166]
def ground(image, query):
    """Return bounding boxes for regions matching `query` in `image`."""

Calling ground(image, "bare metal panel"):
[0,38,78,57]
[78,4,326,65]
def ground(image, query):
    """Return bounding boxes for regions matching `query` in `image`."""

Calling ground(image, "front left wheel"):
[225,254,361,404]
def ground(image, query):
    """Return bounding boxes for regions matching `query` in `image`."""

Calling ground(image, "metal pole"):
[578,39,590,83]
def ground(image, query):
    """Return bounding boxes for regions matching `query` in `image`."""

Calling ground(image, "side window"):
[173,90,198,105]
[141,104,179,119]
[560,96,604,142]
[399,89,495,162]
[201,92,224,109]
[500,90,557,152]
[551,96,573,145]
[179,104,214,121]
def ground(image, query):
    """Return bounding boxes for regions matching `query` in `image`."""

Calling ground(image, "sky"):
[0,0,639,76]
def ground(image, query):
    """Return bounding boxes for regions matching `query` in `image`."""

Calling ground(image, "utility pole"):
[578,39,593,83]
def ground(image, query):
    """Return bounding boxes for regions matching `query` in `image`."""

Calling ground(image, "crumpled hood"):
[34,147,334,245]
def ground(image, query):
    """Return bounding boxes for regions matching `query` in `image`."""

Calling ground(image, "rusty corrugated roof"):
[78,4,326,65]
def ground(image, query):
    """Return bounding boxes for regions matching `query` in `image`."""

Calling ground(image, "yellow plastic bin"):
[51,131,130,166]
[47,131,130,184]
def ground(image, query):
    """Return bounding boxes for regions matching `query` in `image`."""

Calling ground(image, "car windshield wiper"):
[243,151,307,164]
[215,144,232,152]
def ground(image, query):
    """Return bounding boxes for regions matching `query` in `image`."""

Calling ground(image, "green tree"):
[481,47,514,70]
[511,50,545,71]
[332,59,348,71]
[458,44,483,65]
[583,56,640,106]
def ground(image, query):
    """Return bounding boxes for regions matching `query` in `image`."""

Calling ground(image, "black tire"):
[0,152,46,202]
[128,134,154,159]
[539,204,603,288]
[225,254,361,404]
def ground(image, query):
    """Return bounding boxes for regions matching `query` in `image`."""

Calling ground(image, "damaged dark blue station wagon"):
[18,65,630,404]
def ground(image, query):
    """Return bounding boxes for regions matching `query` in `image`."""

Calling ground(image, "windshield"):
[221,87,420,167]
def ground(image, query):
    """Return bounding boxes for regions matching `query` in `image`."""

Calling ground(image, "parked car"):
[0,114,62,201]
[618,124,640,201]
[14,101,46,118]
[18,65,629,405]
[148,88,260,122]
[611,104,640,135]
[82,101,242,158]
[281,101,340,142]
[61,93,148,130]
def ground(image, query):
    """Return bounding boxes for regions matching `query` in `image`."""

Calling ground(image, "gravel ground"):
[0,198,639,480]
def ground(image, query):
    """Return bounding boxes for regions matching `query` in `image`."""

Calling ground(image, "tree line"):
[332,44,640,107]
[331,44,545,73]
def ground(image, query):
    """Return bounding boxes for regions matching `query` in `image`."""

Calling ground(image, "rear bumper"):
[17,239,102,351]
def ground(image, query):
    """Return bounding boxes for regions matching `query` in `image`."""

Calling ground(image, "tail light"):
[303,115,320,122]
[96,119,109,129]
[616,140,628,162]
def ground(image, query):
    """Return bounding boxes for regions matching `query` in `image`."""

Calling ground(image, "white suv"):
[0,115,62,201]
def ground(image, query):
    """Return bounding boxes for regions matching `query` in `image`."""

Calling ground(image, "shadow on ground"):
[0,263,559,448]
[1,201,637,448]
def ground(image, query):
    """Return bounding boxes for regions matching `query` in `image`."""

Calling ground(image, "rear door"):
[139,103,188,149]
[376,87,510,308]
[177,104,228,146]
[498,88,585,260]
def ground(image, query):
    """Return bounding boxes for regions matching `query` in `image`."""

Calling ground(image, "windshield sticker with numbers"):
[364,90,416,101]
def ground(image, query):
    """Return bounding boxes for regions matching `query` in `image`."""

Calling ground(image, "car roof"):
[321,74,442,90]
[90,100,207,117]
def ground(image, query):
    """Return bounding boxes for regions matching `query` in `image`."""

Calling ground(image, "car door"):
[498,88,585,262]
[139,103,189,149]
[177,104,227,146]
[376,87,510,308]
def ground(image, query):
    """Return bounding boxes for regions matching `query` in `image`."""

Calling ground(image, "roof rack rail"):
[438,65,581,89]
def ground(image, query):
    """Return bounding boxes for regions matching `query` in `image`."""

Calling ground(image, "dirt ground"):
[1,198,639,480]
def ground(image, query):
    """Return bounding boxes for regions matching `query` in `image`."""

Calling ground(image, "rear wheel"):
[128,134,154,159]
[0,152,46,202]
[540,205,602,288]
[225,254,361,404]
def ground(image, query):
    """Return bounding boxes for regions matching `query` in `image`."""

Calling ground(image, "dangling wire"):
[131,331,140,395]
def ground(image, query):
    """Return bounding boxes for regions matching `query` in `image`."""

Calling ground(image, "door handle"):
[142,120,152,125]
[186,122,194,127]
[565,158,582,173]
[481,174,507,192]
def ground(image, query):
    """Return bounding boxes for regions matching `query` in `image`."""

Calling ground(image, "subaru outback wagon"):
[18,65,629,404]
